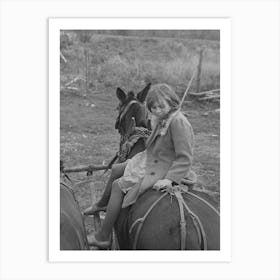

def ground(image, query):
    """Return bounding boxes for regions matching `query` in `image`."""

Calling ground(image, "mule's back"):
[116,189,220,250]
[60,183,89,250]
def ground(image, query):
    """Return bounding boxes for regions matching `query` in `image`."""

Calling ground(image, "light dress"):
[116,114,168,208]
[117,150,147,195]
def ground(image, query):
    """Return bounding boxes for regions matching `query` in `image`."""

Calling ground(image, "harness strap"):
[174,191,187,249]
[128,187,219,250]
[60,161,73,184]
[180,194,208,250]
[60,182,75,196]
[62,173,73,184]
[129,193,167,250]
[187,191,220,217]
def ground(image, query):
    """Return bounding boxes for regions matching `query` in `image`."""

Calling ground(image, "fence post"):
[84,48,89,95]
[196,49,203,93]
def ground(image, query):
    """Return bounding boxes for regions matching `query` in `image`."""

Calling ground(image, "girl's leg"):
[84,162,127,215]
[97,163,124,206]
[90,180,124,242]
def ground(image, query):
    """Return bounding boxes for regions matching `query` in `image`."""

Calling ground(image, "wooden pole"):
[85,48,89,95]
[88,51,90,92]
[196,49,203,93]
[60,51,67,63]
[189,88,220,97]
[179,67,197,108]
[63,164,108,173]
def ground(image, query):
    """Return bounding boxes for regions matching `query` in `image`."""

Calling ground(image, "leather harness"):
[128,186,220,250]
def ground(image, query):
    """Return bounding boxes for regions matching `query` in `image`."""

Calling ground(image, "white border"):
[49,18,231,262]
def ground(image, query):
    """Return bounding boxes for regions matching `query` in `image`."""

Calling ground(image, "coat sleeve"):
[165,116,194,184]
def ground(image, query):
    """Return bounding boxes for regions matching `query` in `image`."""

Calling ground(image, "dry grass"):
[61,33,219,91]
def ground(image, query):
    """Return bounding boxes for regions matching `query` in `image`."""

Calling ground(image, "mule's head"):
[115,88,135,113]
[115,83,151,136]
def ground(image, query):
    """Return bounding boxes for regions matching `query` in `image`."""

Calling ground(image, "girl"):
[87,83,196,248]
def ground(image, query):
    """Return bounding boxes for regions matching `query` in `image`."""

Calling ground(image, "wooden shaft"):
[196,49,203,93]
[189,88,220,97]
[63,164,108,173]
[179,67,197,108]
[85,48,89,95]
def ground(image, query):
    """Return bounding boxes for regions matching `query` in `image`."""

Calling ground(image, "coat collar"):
[145,123,161,148]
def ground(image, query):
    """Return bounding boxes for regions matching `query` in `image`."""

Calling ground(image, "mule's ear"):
[137,83,151,103]
[116,88,127,103]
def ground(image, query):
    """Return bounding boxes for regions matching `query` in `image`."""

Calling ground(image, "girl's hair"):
[146,83,180,113]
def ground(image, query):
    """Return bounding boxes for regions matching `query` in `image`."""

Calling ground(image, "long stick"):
[63,164,108,173]
[198,95,220,101]
[60,51,67,63]
[196,49,203,93]
[179,68,197,108]
[189,88,220,97]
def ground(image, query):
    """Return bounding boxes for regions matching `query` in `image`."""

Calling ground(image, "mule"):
[114,83,151,162]
[60,182,89,250]
[116,188,220,250]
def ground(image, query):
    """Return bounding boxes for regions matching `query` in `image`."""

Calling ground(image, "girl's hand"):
[153,179,172,191]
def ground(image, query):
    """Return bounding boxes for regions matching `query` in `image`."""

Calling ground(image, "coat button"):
[150,172,155,175]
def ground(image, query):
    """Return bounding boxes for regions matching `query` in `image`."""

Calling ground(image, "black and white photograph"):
[60,29,221,251]
[50,18,231,261]
[1,0,279,279]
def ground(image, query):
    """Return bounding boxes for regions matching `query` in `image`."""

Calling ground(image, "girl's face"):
[150,98,171,119]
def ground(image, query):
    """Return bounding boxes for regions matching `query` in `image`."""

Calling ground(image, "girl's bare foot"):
[83,203,107,215]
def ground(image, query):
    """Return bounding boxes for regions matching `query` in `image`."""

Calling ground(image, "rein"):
[174,191,207,250]
[116,99,151,163]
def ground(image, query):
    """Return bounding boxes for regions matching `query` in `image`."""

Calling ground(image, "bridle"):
[115,98,139,136]
[113,98,150,163]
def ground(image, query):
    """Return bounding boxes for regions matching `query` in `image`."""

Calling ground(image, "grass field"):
[60,31,220,212]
